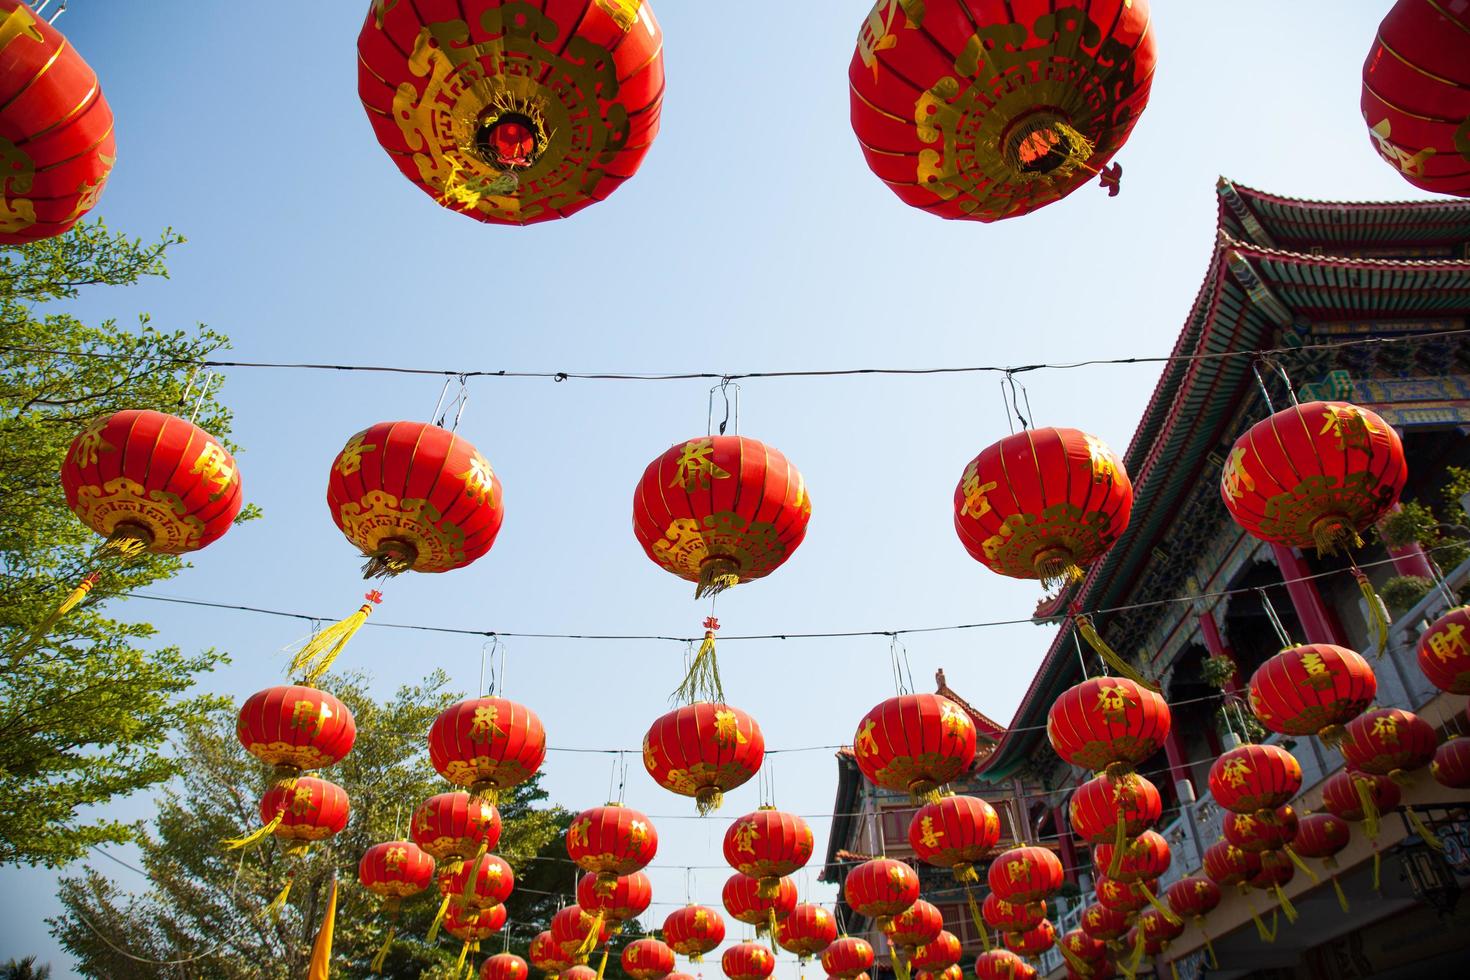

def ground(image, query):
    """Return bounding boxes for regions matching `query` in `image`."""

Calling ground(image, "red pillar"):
[1163,726,1191,794]
[1197,610,1241,695]
[1379,505,1437,579]
[1270,543,1348,646]
[1053,804,1077,883]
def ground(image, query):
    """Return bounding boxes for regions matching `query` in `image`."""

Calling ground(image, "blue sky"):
[1,1,1441,974]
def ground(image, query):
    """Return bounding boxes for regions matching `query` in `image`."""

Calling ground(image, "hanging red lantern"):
[1341,707,1437,778]
[1079,903,1130,942]
[551,905,611,961]
[974,949,1037,980]
[1247,644,1377,741]
[987,846,1063,905]
[237,685,356,776]
[1202,841,1262,888]
[1068,772,1162,846]
[643,702,765,814]
[722,942,775,980]
[446,903,509,973]
[843,857,921,924]
[428,696,547,803]
[823,937,876,979]
[1059,929,1107,965]
[622,939,677,980]
[1046,678,1170,774]
[1164,876,1221,924]
[0,0,115,243]
[1361,0,1470,197]
[885,899,943,950]
[853,694,977,800]
[723,808,814,896]
[1002,920,1056,958]
[1223,806,1300,853]
[1433,737,1470,789]
[917,967,963,980]
[531,930,573,977]
[411,792,502,867]
[1134,907,1182,956]
[1321,768,1400,840]
[568,804,657,887]
[954,428,1132,584]
[483,953,530,980]
[776,904,839,961]
[849,0,1156,222]
[358,0,664,225]
[1249,850,1295,897]
[908,794,1001,881]
[1092,832,1171,900]
[722,872,796,934]
[1208,744,1302,814]
[982,894,1046,937]
[438,853,515,911]
[560,968,598,980]
[229,776,349,854]
[1293,813,1354,911]
[360,839,437,972]
[663,905,725,961]
[1094,876,1156,914]
[912,931,962,971]
[577,870,652,926]
[1418,606,1470,694]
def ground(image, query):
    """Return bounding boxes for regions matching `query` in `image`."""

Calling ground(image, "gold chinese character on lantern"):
[1221,447,1256,501]
[289,699,331,736]
[1007,859,1031,882]
[1429,622,1468,662]
[190,443,235,500]
[731,819,761,854]
[69,417,112,467]
[337,431,378,476]
[1370,715,1400,742]
[470,705,505,740]
[569,818,590,849]
[959,461,998,520]
[669,439,731,491]
[1085,434,1117,482]
[918,816,945,849]
[1219,758,1251,788]
[628,820,649,847]
[713,709,748,747]
[385,845,407,870]
[458,451,498,507]
[292,785,318,815]
[1319,406,1375,451]
[1095,684,1134,719]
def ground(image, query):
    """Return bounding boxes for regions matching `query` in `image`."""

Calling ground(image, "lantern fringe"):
[1036,552,1084,589]
[20,528,149,655]
[1317,723,1346,748]
[574,911,605,958]
[370,925,396,974]
[766,909,779,954]
[695,558,741,599]
[1004,116,1096,181]
[695,787,723,815]
[461,842,490,905]
[1353,777,1381,840]
[964,886,991,952]
[596,947,610,980]
[887,940,910,980]
[908,782,943,805]
[672,629,724,705]
[1075,616,1160,692]
[427,895,451,942]
[1351,568,1390,654]
[222,809,283,850]
[1406,807,1444,850]
[362,540,416,580]
[1311,519,1361,558]
[953,863,979,884]
[290,598,378,684]
[266,875,293,922]
[1109,815,1128,878]
[1330,875,1350,913]
[1140,881,1181,927]
[472,785,501,807]
[1273,884,1298,924]
[1283,846,1319,883]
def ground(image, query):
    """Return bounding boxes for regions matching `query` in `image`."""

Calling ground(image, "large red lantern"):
[723,808,814,895]
[885,899,943,950]
[568,804,657,886]
[1433,737,1470,789]
[974,950,1037,980]
[1223,806,1299,854]
[411,792,502,866]
[0,0,115,243]
[237,686,356,776]
[1221,402,1406,555]
[912,931,962,971]
[843,857,921,923]
[849,1,1156,223]
[722,872,796,934]
[1202,842,1261,888]
[1341,707,1437,778]
[1002,920,1056,958]
[622,939,676,980]
[1418,606,1470,694]
[954,428,1132,584]
[1321,769,1400,839]
[358,0,664,225]
[1208,744,1302,814]
[551,905,611,961]
[908,794,1001,881]
[853,694,977,799]
[1361,0,1470,197]
[1248,644,1377,741]
[643,702,764,814]
[823,936,876,979]
[577,870,652,926]
[1046,678,1170,774]
[982,894,1046,937]
[428,696,547,801]
[531,930,573,977]
[987,847,1063,905]
[722,942,775,980]
[483,953,530,980]
[1068,773,1161,847]
[1095,876,1157,914]
[1079,903,1129,942]
[776,904,839,961]
[663,905,725,961]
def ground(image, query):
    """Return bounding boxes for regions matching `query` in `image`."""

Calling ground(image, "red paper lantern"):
[853,694,977,799]
[1341,707,1437,777]
[722,872,796,932]
[723,808,814,894]
[1079,903,1130,941]
[622,939,677,980]
[1220,402,1406,555]
[975,950,1037,980]
[577,870,652,924]
[256,776,349,854]
[1223,806,1300,854]
[560,968,598,980]
[823,937,876,979]
[843,857,921,922]
[1201,842,1261,888]
[1248,850,1294,892]
[643,702,764,813]
[1002,920,1056,958]
[446,902,508,945]
[663,905,725,961]
[439,852,515,911]
[1208,744,1302,814]
[358,0,664,225]
[1068,773,1161,846]
[917,967,963,980]
[908,794,1001,880]
[1248,644,1377,740]
[1059,928,1107,964]
[912,931,962,971]
[237,685,356,775]
[1418,606,1470,694]
[483,953,530,980]
[411,792,502,864]
[722,942,775,980]
[1135,907,1182,956]
[531,930,573,976]
[954,428,1132,583]
[632,435,811,597]
[1361,0,1470,197]
[428,696,547,801]
[1164,876,1220,921]
[0,0,115,243]
[359,840,437,910]
[1433,737,1470,789]
[568,804,657,885]
[551,905,610,960]
[982,894,1046,936]
[849,1,1156,223]
[1093,830,1170,884]
[885,899,943,949]
[1293,813,1351,861]
[1094,876,1156,913]
[1321,768,1400,833]
[1046,677,1170,774]
[776,904,839,960]
[988,846,1063,905]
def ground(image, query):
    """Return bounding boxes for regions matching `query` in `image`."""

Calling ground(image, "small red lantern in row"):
[1209,743,1302,815]
[823,937,875,979]
[360,839,436,972]
[723,942,775,980]
[987,847,1063,907]
[577,870,652,934]
[974,949,1036,980]
[722,872,795,939]
[643,701,764,814]
[853,693,977,800]
[1069,772,1162,848]
[982,894,1045,938]
[844,857,920,929]
[1321,768,1399,840]
[885,899,944,955]
[1340,707,1437,780]
[775,904,838,962]
[908,794,1001,882]
[724,808,813,897]
[446,903,507,974]
[568,804,658,889]
[237,685,357,780]
[664,904,725,961]
[1294,812,1354,912]
[429,695,547,804]
[481,952,528,980]
[1418,606,1470,694]
[1247,643,1377,743]
[623,939,676,980]
[411,792,502,875]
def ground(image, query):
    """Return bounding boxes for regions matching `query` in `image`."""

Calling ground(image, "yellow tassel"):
[574,911,604,958]
[695,786,724,815]
[1352,569,1390,655]
[1331,875,1350,913]
[766,909,779,955]
[1056,940,1092,976]
[1264,909,1279,943]
[371,925,396,974]
[1202,931,1218,968]
[457,942,471,972]
[1171,962,1181,980]
[953,863,979,884]
[290,599,376,684]
[23,528,149,649]
[672,628,724,704]
[596,947,610,980]
[888,940,911,980]
[267,877,293,921]
[1373,850,1382,891]
[1406,807,1444,850]
[1283,846,1319,883]
[1353,776,1381,840]
[1274,884,1298,924]
[1140,881,1181,927]
[964,886,991,952]
[462,842,489,905]
[1109,814,1127,878]
[695,558,740,598]
[427,895,451,942]
[1125,927,1146,976]
[1076,616,1160,692]
[1241,891,1272,943]
[222,809,283,849]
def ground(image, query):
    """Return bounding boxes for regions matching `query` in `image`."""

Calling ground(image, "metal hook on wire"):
[708,377,740,436]
[1255,587,1294,648]
[888,633,914,695]
[1250,357,1299,412]
[1001,370,1031,433]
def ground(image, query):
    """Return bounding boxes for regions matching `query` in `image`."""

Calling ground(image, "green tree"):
[49,672,578,979]
[2,957,52,980]
[0,221,254,866]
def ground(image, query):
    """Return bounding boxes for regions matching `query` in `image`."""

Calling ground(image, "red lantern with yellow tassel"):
[1202,841,1262,888]
[982,894,1046,937]
[1293,813,1353,911]
[1321,768,1399,839]
[844,857,921,925]
[577,870,652,929]
[427,695,546,803]
[642,702,764,814]
[823,937,876,979]
[358,0,665,225]
[974,949,1037,980]
[1208,744,1302,814]
[1094,876,1156,914]
[1068,773,1161,846]
[1224,806,1300,853]
[1135,906,1182,956]
[1046,678,1170,775]
[445,903,507,974]
[664,905,725,962]
[722,872,796,937]
[622,939,676,980]
[360,839,437,973]
[1340,707,1437,778]
[908,794,1001,881]
[410,792,502,871]
[567,804,657,888]
[988,847,1063,905]
[1002,920,1055,958]
[482,953,529,980]
[912,931,962,971]
[853,694,977,800]
[1361,0,1470,197]
[227,775,349,854]
[237,686,356,778]
[776,904,839,961]
[1433,737,1470,788]
[0,0,116,243]
[1079,903,1129,942]
[1059,929,1107,966]
[722,942,775,980]
[1248,851,1298,922]
[723,808,814,896]
[1247,644,1377,741]
[954,428,1132,584]
[886,899,943,951]
[1164,876,1221,966]
[1093,831,1171,885]
[551,905,611,962]
[849,1,1157,223]
[1417,606,1470,694]
[428,852,514,941]
[530,930,573,978]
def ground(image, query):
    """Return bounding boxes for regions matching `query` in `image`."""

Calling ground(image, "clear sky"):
[1,1,1441,974]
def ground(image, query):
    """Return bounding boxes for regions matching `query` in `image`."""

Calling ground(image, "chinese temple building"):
[822,180,1470,979]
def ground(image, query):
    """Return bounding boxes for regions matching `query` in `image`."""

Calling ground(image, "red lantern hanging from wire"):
[912,931,962,972]
[551,905,612,963]
[981,894,1046,938]
[1091,832,1177,925]
[916,966,964,980]
[885,898,944,951]
[224,775,349,855]
[1079,903,1130,942]
[483,953,530,980]
[1068,772,1162,848]
[411,792,503,875]
[1293,813,1354,912]
[1208,744,1302,814]
[428,695,547,803]
[1163,876,1221,960]
[722,942,775,980]
[663,904,725,962]
[1433,736,1470,789]
[849,0,1157,222]
[360,839,437,973]
[908,794,1001,882]
[1047,678,1170,774]
[530,930,573,979]
[1418,606,1470,694]
[1134,906,1183,958]
[776,904,839,962]
[722,872,796,940]
[1223,806,1300,854]
[428,852,514,942]
[357,0,665,225]
[987,847,1063,906]
[823,937,876,979]
[1340,707,1437,779]
[1320,768,1399,841]
[1202,841,1262,890]
[577,870,652,932]
[844,857,921,927]
[974,949,1037,980]
[1002,920,1056,959]
[1094,875,1157,915]
[723,808,814,897]
[567,804,658,888]
[1248,850,1299,923]
[643,701,764,814]
[622,939,676,980]
[853,694,977,801]
[1247,644,1377,743]
[236,685,356,783]
[447,903,509,975]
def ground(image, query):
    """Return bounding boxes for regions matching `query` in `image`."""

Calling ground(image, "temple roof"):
[976,180,1470,780]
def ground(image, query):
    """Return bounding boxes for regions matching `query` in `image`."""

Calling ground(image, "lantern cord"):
[888,634,914,696]
[189,371,219,424]
[1250,357,1299,411]
[1349,565,1390,655]
[431,377,454,424]
[1255,588,1294,649]
[1072,630,1090,680]
[708,378,740,436]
